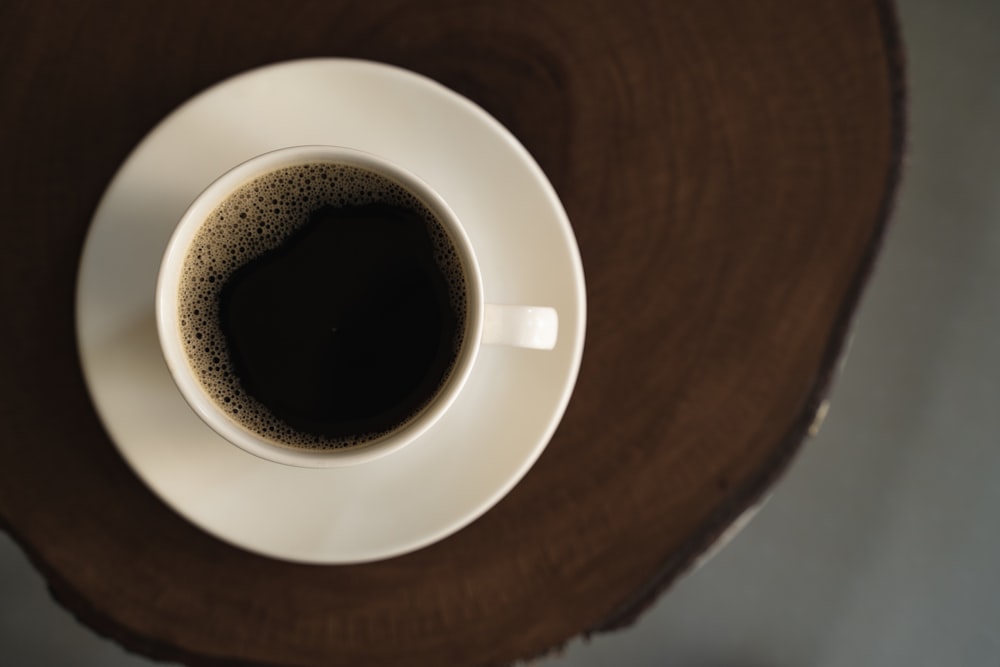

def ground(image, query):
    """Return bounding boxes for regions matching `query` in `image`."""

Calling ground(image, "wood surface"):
[0,1,904,665]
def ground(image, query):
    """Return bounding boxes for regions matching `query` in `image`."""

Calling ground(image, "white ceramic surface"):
[75,59,586,564]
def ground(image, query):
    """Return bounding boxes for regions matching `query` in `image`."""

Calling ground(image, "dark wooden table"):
[0,1,904,665]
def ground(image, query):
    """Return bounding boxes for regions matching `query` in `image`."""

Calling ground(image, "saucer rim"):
[75,58,587,563]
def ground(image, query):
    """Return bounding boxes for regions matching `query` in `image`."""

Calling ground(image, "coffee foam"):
[177,162,467,450]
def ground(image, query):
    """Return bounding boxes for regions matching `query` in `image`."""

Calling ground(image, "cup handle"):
[482,304,558,350]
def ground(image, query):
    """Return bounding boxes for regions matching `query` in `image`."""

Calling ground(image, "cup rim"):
[155,145,484,467]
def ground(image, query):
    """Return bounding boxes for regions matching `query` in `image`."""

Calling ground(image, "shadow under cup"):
[156,146,485,468]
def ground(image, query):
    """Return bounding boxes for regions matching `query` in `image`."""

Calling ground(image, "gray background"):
[3,1,998,664]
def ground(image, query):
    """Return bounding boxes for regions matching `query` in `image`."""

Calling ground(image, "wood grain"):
[0,1,904,665]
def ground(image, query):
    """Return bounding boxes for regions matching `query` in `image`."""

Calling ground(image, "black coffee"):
[177,163,467,450]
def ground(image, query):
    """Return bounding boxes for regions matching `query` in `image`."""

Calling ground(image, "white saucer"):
[75,59,586,564]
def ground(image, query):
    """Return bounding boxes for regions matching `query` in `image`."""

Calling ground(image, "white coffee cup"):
[156,146,558,468]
